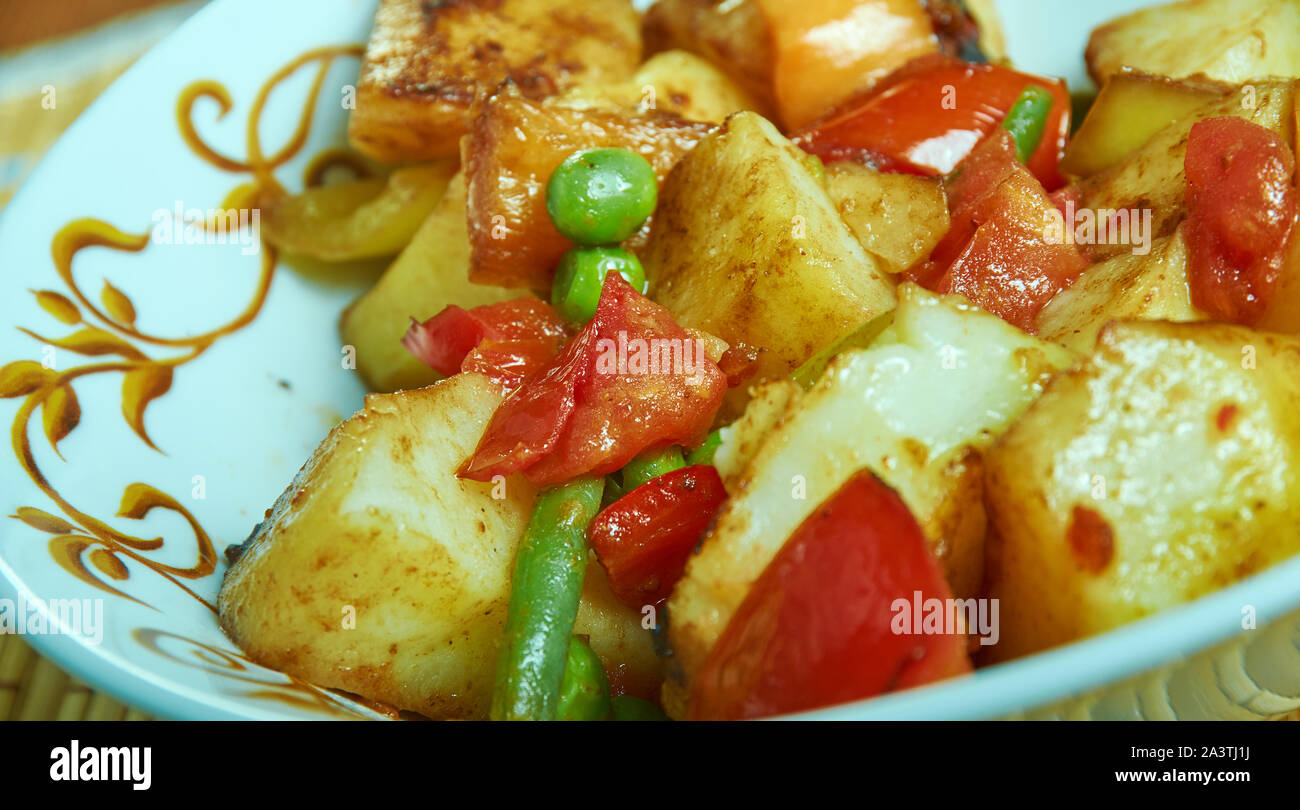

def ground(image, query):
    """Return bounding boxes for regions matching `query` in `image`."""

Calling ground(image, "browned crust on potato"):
[349,0,642,162]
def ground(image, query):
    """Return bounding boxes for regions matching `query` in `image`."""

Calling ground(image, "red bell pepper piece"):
[1184,116,1297,325]
[587,464,726,609]
[689,469,972,720]
[909,129,1087,332]
[793,54,1071,190]
[460,273,727,486]
[402,297,569,390]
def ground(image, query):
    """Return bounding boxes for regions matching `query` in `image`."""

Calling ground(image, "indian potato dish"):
[217,0,1300,720]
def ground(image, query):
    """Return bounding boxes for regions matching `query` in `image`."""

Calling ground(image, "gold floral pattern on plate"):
[2,45,378,718]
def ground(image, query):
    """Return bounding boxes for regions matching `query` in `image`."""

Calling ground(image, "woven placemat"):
[0,635,149,721]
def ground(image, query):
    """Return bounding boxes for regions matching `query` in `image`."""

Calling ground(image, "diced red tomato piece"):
[717,344,760,388]
[909,130,1087,331]
[1184,116,1297,325]
[587,464,726,609]
[460,340,565,391]
[793,54,1071,190]
[403,297,569,389]
[1048,184,1082,220]
[910,127,1021,287]
[403,306,489,377]
[460,274,727,486]
[688,469,972,720]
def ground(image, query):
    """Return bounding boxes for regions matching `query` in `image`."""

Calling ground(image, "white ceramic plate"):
[2,0,1299,721]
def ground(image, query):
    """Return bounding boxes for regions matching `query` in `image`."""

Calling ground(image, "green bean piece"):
[490,477,605,721]
[1001,85,1055,164]
[601,474,626,509]
[556,636,612,721]
[610,695,670,722]
[790,310,896,389]
[620,445,685,491]
[685,429,723,467]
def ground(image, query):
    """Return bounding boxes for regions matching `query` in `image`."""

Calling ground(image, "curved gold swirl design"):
[2,46,370,716]
[132,628,391,718]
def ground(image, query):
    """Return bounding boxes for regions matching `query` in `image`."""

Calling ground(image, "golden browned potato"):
[823,161,950,275]
[261,161,457,262]
[1077,79,1294,261]
[641,0,777,116]
[664,285,1076,712]
[642,112,897,411]
[465,90,713,292]
[218,373,661,719]
[1037,227,1206,353]
[339,173,516,393]
[964,0,1007,62]
[712,379,802,488]
[1087,0,1300,86]
[984,321,1300,663]
[1060,73,1232,178]
[348,0,641,163]
[557,50,762,125]
[1257,230,1300,334]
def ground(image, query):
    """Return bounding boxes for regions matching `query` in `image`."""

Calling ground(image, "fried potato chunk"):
[219,373,660,718]
[339,173,515,392]
[985,321,1300,662]
[466,92,712,291]
[642,112,897,413]
[823,161,950,275]
[349,0,641,162]
[1037,227,1206,353]
[664,285,1075,710]
[1076,79,1294,261]
[1087,0,1300,86]
[557,50,763,125]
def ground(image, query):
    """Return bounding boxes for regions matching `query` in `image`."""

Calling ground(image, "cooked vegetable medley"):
[218,0,1300,721]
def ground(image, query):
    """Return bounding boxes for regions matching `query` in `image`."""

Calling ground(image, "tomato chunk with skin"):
[588,464,726,609]
[402,297,569,390]
[1184,116,1297,325]
[793,54,1071,190]
[689,469,972,721]
[460,274,727,486]
[910,130,1086,332]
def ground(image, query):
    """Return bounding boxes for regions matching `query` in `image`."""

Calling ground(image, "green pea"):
[551,246,647,324]
[557,636,611,721]
[546,148,658,245]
